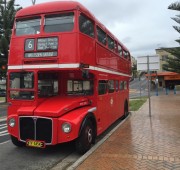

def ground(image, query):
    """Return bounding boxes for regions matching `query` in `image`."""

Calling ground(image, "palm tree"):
[0,0,22,76]
[162,2,180,73]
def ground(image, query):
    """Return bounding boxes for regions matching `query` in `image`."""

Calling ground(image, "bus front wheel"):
[11,135,25,147]
[76,120,94,154]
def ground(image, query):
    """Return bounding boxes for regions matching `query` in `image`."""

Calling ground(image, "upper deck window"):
[118,44,123,56]
[107,35,114,50]
[16,18,41,36]
[44,12,74,33]
[123,50,129,60]
[79,14,94,38]
[96,26,106,45]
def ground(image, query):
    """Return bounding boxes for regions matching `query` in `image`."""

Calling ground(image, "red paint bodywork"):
[7,1,131,146]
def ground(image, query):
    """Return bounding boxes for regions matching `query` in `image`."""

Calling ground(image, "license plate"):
[26,140,45,148]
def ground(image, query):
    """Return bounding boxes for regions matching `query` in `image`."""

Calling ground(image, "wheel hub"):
[87,129,92,143]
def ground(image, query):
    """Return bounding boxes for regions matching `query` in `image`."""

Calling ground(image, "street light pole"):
[32,0,36,5]
[4,0,6,10]
[147,56,151,117]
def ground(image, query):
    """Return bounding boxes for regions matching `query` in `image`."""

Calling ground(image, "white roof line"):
[8,64,131,77]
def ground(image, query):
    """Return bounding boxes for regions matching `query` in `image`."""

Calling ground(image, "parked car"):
[0,89,6,97]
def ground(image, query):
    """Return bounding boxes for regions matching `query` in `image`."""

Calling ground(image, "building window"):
[162,55,168,61]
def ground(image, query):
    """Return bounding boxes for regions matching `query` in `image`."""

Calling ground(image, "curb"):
[66,113,131,170]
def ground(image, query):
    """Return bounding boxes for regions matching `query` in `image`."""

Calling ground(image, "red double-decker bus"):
[7,1,131,153]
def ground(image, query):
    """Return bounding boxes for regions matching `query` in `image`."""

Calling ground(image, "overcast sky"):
[15,0,179,58]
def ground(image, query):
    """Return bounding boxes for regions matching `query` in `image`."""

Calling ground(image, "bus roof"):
[16,1,91,18]
[16,1,129,52]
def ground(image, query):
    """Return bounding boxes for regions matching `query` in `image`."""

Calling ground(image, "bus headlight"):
[62,123,71,133]
[9,118,16,127]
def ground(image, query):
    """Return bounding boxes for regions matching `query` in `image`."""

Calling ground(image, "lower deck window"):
[67,80,93,95]
[108,80,115,93]
[98,80,107,95]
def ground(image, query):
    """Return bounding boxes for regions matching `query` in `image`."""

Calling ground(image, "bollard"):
[174,87,176,94]
[166,88,169,95]
[156,84,158,96]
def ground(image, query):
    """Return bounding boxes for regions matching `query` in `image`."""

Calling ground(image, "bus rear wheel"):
[11,135,25,147]
[76,120,94,154]
[123,102,128,119]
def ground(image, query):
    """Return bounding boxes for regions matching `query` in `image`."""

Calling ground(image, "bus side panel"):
[114,90,123,120]
[96,43,109,68]
[118,57,126,73]
[97,93,111,133]
[59,33,79,63]
[57,106,97,143]
[79,34,96,65]
[9,37,24,65]
[108,52,118,71]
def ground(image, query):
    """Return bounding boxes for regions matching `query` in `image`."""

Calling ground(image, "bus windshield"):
[38,72,58,98]
[16,18,41,36]
[10,72,34,100]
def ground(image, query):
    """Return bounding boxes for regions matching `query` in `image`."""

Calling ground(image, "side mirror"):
[82,70,89,79]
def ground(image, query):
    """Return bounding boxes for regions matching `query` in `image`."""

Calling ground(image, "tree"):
[0,0,22,77]
[162,2,180,73]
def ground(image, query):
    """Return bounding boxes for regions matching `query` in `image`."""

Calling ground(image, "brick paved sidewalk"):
[76,94,180,170]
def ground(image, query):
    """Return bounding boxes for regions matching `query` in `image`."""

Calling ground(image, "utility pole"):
[32,0,36,5]
[147,56,151,117]
[4,0,6,10]
[1,0,7,10]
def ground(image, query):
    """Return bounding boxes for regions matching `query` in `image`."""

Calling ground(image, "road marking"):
[0,133,9,137]
[0,125,7,130]
[0,117,7,123]
[0,129,8,134]
[0,140,10,145]
[0,123,6,127]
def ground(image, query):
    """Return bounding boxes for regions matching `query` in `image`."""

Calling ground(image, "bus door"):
[106,80,116,124]
[97,80,109,132]
[114,80,121,119]
[119,81,127,116]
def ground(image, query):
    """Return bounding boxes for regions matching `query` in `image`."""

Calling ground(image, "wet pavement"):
[75,94,180,170]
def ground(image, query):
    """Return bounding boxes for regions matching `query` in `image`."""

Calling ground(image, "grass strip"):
[130,98,147,111]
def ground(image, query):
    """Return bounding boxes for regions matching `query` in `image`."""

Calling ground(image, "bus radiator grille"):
[19,117,52,144]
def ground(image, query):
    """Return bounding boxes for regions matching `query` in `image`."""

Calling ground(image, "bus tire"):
[123,101,128,119]
[11,135,24,147]
[76,120,94,154]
